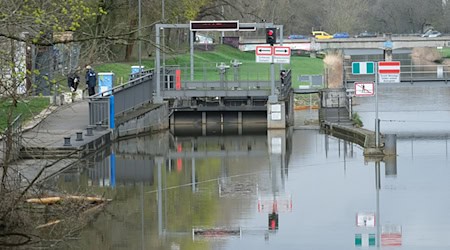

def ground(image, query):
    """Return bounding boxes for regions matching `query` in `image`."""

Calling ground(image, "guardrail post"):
[96,122,103,130]
[86,126,94,136]
[76,132,83,141]
[109,95,115,129]
[63,137,72,146]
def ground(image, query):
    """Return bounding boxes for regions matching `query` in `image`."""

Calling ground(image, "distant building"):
[195,33,214,44]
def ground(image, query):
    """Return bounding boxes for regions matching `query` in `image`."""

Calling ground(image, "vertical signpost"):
[352,61,401,147]
[351,61,376,144]
[376,61,401,146]
[255,45,291,104]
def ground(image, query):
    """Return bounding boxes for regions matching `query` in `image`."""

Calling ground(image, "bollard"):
[76,132,83,141]
[86,126,94,136]
[96,122,103,130]
[63,137,72,146]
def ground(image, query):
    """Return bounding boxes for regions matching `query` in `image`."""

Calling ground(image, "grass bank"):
[95,45,324,88]
[0,97,50,132]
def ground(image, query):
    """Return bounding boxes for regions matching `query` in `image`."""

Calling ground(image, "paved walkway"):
[23,100,91,148]
[2,99,110,183]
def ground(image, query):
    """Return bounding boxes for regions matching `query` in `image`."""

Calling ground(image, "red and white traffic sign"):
[378,61,401,83]
[274,46,290,56]
[378,61,400,74]
[256,46,273,55]
[355,82,374,96]
[256,45,291,64]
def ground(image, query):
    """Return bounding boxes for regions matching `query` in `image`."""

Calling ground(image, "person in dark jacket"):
[67,71,80,92]
[85,65,97,96]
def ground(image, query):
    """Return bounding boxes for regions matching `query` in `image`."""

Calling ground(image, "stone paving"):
[2,97,111,184]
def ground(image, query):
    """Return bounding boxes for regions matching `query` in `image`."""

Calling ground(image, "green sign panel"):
[352,62,375,75]
[355,233,376,246]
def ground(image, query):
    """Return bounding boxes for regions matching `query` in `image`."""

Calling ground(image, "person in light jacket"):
[85,65,97,96]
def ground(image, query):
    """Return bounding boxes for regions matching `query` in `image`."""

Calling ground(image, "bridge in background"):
[238,36,450,53]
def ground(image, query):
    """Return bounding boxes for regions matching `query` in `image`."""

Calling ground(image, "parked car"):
[312,31,333,39]
[421,30,442,37]
[288,34,308,39]
[333,32,350,38]
[355,31,377,38]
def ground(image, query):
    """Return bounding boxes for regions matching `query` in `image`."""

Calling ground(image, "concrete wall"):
[116,103,169,138]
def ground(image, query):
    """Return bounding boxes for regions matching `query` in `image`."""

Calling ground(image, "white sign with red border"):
[256,46,273,63]
[255,46,273,55]
[274,46,290,56]
[354,82,374,96]
[356,212,376,227]
[255,46,291,64]
[273,46,291,64]
[378,61,401,83]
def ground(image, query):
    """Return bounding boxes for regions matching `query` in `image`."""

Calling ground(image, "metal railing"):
[89,97,110,127]
[343,64,450,87]
[1,114,23,165]
[89,69,155,126]
[174,63,277,82]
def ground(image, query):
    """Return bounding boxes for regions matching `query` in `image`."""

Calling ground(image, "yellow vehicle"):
[312,31,333,39]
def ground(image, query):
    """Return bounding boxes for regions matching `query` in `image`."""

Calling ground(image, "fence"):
[174,62,284,82]
[89,97,110,127]
[1,114,23,165]
[343,63,450,88]
[89,69,155,126]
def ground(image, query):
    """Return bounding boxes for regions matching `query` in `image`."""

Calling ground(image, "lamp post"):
[138,0,142,75]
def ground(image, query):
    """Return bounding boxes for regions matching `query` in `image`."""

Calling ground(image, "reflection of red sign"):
[381,225,402,246]
[258,195,292,213]
[381,233,402,246]
[177,143,182,172]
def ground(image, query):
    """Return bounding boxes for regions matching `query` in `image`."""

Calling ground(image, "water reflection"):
[44,125,450,249]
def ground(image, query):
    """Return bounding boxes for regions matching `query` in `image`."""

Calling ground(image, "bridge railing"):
[343,64,450,87]
[89,69,155,126]
[89,97,110,127]
[1,114,23,165]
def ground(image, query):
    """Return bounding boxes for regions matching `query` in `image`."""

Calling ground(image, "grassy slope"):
[95,45,324,88]
[0,97,50,132]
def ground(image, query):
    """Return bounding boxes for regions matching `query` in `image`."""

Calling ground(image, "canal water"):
[48,84,450,250]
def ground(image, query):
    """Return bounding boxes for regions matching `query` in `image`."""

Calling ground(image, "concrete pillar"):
[201,112,206,136]
[238,111,243,135]
[169,113,175,134]
[383,49,393,61]
[383,134,397,156]
[384,155,397,177]
[267,130,286,193]
[267,102,286,129]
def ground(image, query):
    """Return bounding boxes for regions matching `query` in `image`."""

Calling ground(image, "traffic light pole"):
[269,44,277,103]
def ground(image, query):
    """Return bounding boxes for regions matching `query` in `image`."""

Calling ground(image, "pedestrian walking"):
[85,65,97,96]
